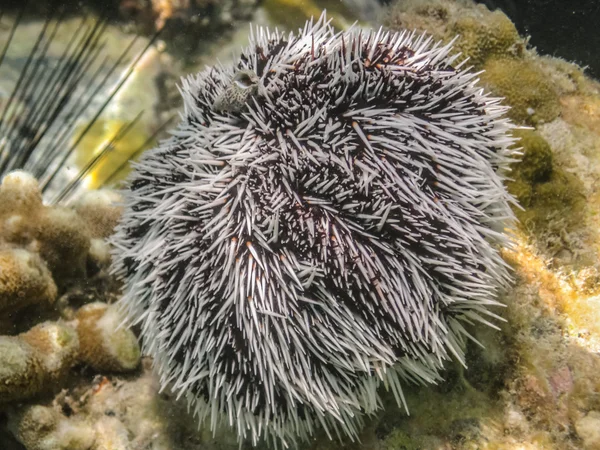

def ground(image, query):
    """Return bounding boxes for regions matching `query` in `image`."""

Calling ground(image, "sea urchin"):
[110,13,517,447]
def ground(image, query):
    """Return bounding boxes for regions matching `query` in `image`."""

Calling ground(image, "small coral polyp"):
[111,14,517,447]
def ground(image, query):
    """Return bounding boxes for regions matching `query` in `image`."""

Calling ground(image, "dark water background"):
[476,0,600,79]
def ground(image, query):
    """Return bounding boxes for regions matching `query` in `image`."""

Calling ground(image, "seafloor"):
[1,0,600,449]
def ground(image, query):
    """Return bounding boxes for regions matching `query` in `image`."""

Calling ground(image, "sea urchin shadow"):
[110,13,518,448]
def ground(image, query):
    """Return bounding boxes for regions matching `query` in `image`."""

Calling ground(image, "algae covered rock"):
[384,0,523,69]
[76,303,141,373]
[506,130,586,252]
[480,57,561,126]
[510,130,553,186]
[450,8,522,68]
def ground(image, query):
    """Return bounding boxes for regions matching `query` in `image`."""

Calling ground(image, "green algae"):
[511,130,553,184]
[449,9,523,69]
[506,130,586,252]
[480,58,561,126]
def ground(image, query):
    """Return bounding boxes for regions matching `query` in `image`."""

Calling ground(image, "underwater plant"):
[111,13,517,447]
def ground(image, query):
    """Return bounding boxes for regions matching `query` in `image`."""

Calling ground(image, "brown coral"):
[0,337,44,403]
[0,321,79,404]
[0,248,57,319]
[76,303,141,373]
[32,207,91,286]
[72,190,123,240]
[20,322,80,384]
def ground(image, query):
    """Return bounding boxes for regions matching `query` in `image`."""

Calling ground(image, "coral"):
[92,416,130,449]
[20,322,80,384]
[72,190,123,240]
[0,171,44,219]
[7,405,96,450]
[33,208,91,286]
[0,337,44,403]
[0,248,57,320]
[0,304,139,405]
[87,239,113,274]
[0,321,79,404]
[111,13,517,446]
[480,57,561,126]
[449,8,522,69]
[0,171,94,290]
[76,303,141,373]
[384,0,523,69]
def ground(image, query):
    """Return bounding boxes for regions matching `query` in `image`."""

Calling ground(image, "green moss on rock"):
[480,58,561,126]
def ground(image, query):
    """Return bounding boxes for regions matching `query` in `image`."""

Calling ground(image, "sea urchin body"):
[110,14,517,447]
